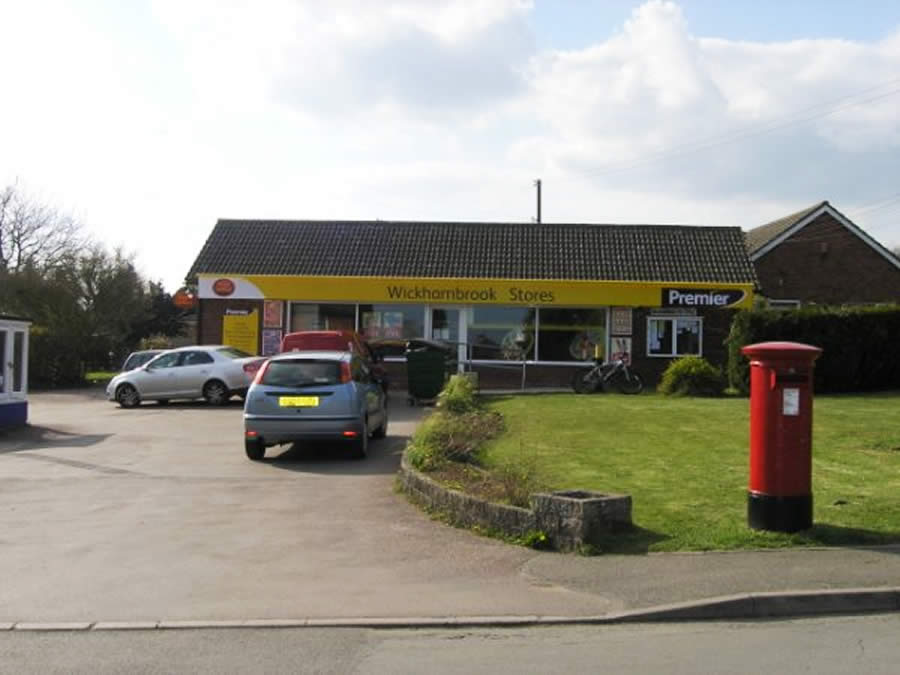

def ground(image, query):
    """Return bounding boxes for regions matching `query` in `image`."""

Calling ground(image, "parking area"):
[0,390,614,623]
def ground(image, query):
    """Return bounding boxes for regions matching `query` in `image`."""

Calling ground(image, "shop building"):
[187,219,758,388]
[0,315,30,429]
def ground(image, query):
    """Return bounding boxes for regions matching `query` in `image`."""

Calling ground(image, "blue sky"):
[1,1,898,290]
[532,0,900,45]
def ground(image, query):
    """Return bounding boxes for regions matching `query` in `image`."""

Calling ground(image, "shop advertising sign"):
[662,288,746,308]
[611,307,632,335]
[610,337,632,366]
[261,328,282,356]
[222,309,259,355]
[263,300,283,328]
[198,275,755,309]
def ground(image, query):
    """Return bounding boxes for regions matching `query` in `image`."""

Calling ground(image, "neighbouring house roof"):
[187,219,759,285]
[745,201,828,255]
[746,201,900,270]
[0,314,31,323]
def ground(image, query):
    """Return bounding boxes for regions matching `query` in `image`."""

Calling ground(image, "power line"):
[853,194,900,217]
[581,77,900,178]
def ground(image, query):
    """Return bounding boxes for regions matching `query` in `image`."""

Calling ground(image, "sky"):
[1,0,899,292]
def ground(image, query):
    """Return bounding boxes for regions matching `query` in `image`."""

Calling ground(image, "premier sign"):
[662,288,746,308]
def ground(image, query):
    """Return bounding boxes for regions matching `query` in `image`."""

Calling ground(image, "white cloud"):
[1,1,898,290]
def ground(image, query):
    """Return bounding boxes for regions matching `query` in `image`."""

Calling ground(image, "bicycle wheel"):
[572,369,600,394]
[614,370,644,395]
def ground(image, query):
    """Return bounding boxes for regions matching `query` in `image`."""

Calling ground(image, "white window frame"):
[646,315,703,358]
[767,299,801,310]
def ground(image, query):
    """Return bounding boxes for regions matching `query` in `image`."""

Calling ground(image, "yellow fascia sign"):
[198,275,755,309]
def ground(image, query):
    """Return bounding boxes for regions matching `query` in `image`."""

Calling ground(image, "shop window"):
[647,317,702,357]
[358,304,425,357]
[290,303,356,332]
[536,308,607,362]
[468,307,535,361]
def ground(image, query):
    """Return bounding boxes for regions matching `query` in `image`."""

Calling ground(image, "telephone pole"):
[534,179,542,223]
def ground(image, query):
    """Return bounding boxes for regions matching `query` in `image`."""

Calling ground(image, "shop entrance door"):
[428,307,465,371]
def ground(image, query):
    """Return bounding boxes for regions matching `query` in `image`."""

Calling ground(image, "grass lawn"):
[85,371,117,384]
[481,391,900,553]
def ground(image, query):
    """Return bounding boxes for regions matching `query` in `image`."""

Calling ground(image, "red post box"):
[741,341,822,532]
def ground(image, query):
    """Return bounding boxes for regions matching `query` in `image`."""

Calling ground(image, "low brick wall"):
[398,454,537,538]
[399,452,633,552]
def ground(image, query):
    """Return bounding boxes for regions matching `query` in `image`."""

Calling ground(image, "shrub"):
[406,409,505,471]
[437,373,479,414]
[726,304,900,393]
[659,356,726,397]
[492,449,549,508]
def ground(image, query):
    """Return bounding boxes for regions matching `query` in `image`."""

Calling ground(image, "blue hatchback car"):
[242,350,388,461]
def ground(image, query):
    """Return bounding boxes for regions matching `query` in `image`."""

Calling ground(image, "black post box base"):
[748,492,812,533]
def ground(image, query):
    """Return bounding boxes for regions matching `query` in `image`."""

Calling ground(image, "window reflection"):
[468,307,535,360]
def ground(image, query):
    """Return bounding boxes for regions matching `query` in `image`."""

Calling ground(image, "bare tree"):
[0,183,83,273]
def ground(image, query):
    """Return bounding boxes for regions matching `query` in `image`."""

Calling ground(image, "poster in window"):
[263,300,283,328]
[610,337,632,365]
[611,307,632,336]
[383,312,403,339]
[362,311,382,339]
[222,309,259,355]
[261,328,282,356]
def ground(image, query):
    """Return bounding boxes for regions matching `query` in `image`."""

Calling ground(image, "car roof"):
[167,344,228,352]
[268,350,351,362]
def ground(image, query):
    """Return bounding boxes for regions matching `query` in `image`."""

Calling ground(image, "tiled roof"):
[745,201,828,254]
[187,219,758,285]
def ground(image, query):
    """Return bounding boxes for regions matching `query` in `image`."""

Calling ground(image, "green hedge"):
[28,326,86,388]
[726,305,900,394]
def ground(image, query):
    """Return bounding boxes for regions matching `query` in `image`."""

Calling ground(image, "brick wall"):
[753,213,900,304]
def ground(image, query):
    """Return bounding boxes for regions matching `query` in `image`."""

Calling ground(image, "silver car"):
[106,345,265,407]
[242,350,388,461]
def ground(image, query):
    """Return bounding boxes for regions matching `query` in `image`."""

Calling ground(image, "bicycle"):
[571,358,644,395]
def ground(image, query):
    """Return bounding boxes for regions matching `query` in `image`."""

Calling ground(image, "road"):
[2,614,898,674]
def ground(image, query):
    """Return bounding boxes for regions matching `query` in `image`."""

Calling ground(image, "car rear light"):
[246,430,259,438]
[339,362,352,383]
[244,359,264,375]
[342,430,358,438]
[252,360,270,385]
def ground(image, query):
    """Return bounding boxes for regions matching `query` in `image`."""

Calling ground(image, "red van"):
[279,330,389,391]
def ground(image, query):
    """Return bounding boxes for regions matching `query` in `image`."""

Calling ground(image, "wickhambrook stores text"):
[387,284,555,304]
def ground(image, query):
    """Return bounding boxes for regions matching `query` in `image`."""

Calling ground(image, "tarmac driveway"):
[0,390,615,623]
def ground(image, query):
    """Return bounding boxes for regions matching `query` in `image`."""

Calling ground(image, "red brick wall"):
[753,213,900,304]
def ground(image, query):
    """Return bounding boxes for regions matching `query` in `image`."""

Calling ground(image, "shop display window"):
[358,304,425,356]
[536,308,608,362]
[468,307,535,361]
[290,303,356,332]
[647,316,702,357]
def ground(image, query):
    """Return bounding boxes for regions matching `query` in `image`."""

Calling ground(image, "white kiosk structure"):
[0,316,30,429]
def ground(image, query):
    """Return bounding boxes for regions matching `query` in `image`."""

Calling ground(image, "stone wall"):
[399,452,633,552]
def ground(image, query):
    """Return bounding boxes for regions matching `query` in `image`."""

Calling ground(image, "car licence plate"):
[278,396,319,407]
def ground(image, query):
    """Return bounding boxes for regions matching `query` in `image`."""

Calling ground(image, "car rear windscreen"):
[261,360,342,387]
